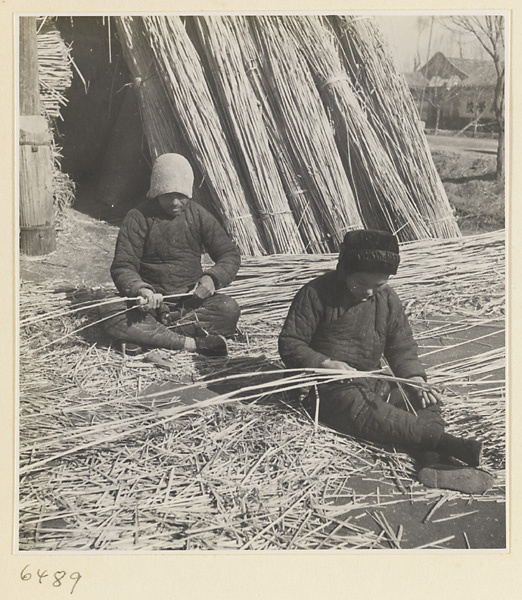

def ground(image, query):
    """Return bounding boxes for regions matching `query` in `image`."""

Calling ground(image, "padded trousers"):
[99,293,241,350]
[306,377,445,450]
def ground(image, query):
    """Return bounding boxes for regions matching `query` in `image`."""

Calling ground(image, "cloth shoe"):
[418,464,494,494]
[195,335,228,357]
[435,433,483,466]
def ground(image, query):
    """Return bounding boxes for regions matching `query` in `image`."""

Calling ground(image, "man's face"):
[157,192,189,217]
[343,271,390,302]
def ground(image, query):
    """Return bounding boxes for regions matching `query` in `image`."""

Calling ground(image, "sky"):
[374,15,492,73]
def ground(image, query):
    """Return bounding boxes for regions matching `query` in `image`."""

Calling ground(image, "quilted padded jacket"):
[111,199,241,297]
[278,271,426,380]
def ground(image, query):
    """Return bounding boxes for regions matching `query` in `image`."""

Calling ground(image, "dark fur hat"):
[338,229,400,275]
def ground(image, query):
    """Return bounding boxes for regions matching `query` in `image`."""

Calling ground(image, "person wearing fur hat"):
[279,229,493,494]
[100,153,241,357]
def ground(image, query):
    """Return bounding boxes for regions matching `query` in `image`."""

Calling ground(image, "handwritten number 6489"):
[20,565,82,594]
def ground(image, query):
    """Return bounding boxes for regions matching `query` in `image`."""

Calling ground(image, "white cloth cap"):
[148,153,194,199]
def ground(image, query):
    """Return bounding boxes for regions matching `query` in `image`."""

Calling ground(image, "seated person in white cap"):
[101,153,241,356]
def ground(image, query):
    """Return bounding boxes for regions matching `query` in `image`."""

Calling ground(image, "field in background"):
[429,137,505,235]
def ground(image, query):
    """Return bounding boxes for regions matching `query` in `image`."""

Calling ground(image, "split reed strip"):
[21,291,192,329]
[283,16,432,242]
[115,16,266,256]
[331,16,460,239]
[194,17,305,254]
[249,16,363,250]
[19,362,503,474]
[228,16,331,253]
[413,535,456,550]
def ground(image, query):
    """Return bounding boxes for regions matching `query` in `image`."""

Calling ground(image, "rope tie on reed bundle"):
[224,213,257,225]
[320,73,351,90]
[259,210,294,221]
[289,189,309,198]
[245,59,260,75]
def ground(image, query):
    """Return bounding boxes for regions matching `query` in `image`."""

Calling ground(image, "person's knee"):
[221,295,241,322]
[100,306,132,338]
[210,294,241,325]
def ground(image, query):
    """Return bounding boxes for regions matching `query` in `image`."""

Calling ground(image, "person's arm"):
[196,207,241,298]
[279,284,332,369]
[110,209,155,299]
[384,288,426,379]
[384,289,440,406]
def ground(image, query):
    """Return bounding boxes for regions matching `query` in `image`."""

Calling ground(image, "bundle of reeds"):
[194,17,305,254]
[330,16,460,238]
[50,143,75,217]
[36,18,73,122]
[219,16,333,253]
[109,20,217,218]
[228,229,505,326]
[282,16,433,242]
[245,16,363,250]
[36,18,76,218]
[228,16,333,253]
[115,16,265,256]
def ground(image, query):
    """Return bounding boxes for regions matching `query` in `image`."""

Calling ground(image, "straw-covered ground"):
[19,217,506,551]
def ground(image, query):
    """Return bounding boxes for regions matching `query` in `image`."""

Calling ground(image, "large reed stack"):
[112,19,189,160]
[211,20,326,252]
[284,16,432,241]
[115,16,266,256]
[331,16,460,238]
[231,16,331,252]
[112,19,218,217]
[194,17,305,253]
[250,16,363,250]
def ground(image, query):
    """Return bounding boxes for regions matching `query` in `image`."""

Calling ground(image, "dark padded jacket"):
[278,271,426,380]
[111,199,241,297]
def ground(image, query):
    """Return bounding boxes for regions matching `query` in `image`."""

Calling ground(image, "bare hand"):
[321,359,357,374]
[193,275,216,300]
[137,288,163,311]
[408,376,442,408]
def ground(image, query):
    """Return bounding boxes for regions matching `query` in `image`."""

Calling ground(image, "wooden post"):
[19,16,56,255]
[19,17,40,116]
[19,116,56,255]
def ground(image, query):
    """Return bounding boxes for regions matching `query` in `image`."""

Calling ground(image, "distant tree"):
[443,16,505,180]
[424,78,461,135]
[413,16,431,71]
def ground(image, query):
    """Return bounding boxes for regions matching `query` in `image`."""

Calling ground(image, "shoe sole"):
[419,465,494,495]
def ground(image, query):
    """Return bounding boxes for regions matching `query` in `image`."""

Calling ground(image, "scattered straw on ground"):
[18,232,505,551]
